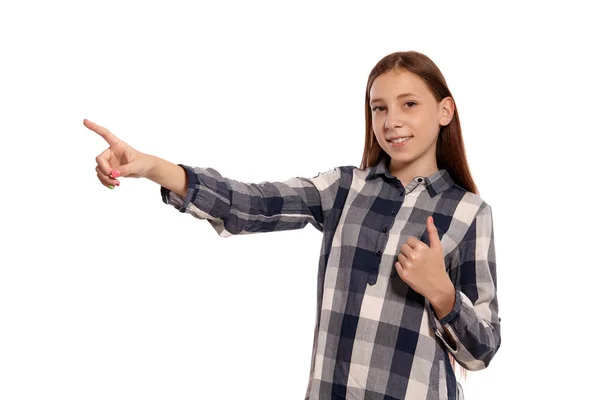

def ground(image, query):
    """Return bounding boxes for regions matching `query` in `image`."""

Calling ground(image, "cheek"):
[372,114,385,132]
[371,120,386,145]
[413,113,437,133]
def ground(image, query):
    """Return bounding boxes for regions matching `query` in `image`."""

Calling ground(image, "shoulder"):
[310,165,359,182]
[444,184,493,225]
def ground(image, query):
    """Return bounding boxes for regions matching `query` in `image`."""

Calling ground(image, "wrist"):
[145,155,188,197]
[428,278,455,320]
[143,153,158,180]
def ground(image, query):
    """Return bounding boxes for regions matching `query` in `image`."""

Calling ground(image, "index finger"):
[83,119,120,146]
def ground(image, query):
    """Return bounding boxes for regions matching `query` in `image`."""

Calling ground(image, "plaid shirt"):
[161,158,500,400]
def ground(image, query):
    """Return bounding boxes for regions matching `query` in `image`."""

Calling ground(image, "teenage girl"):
[85,51,500,400]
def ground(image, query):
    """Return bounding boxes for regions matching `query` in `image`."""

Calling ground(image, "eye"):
[371,106,386,113]
[405,101,417,108]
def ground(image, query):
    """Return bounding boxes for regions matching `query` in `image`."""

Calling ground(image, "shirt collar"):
[365,157,455,197]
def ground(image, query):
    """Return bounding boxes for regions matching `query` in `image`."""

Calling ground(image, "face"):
[369,68,453,173]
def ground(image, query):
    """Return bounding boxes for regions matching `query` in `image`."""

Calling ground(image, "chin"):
[389,156,414,164]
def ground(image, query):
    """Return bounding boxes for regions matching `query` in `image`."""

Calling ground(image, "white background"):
[1,1,598,399]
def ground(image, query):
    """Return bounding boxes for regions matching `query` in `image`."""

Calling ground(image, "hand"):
[84,119,154,189]
[395,216,453,301]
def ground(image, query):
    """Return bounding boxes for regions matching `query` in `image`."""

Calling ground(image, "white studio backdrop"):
[1,1,598,399]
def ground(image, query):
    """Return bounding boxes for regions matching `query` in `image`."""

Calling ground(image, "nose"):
[384,107,404,131]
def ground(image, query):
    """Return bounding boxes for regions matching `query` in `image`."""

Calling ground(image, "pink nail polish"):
[112,170,121,178]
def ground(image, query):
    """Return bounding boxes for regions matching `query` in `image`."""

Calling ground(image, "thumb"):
[110,162,137,179]
[110,149,147,179]
[427,216,442,249]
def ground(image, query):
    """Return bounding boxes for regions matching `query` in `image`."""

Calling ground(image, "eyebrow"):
[370,93,420,105]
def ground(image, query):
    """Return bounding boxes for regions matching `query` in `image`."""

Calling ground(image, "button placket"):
[370,184,404,287]
[368,274,378,285]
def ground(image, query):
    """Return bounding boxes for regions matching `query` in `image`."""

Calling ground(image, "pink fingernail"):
[112,170,121,178]
[114,180,120,186]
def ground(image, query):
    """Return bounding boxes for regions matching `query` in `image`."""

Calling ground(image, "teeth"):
[390,137,411,143]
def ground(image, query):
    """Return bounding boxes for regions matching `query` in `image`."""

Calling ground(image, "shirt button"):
[376,250,382,256]
[391,210,396,215]
[383,227,388,233]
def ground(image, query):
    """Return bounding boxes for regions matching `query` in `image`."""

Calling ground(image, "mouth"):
[386,135,413,144]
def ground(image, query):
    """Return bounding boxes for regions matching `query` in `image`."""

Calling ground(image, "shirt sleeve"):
[428,204,501,371]
[160,164,343,237]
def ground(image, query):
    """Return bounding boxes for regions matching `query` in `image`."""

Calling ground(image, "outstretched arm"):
[84,118,345,237]
[159,162,344,237]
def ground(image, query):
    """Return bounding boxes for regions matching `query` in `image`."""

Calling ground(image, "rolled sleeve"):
[161,164,198,212]
[160,164,343,237]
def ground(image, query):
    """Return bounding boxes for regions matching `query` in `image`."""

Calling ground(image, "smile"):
[387,136,412,144]
[386,136,413,147]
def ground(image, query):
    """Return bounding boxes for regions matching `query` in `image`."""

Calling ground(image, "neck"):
[388,158,439,188]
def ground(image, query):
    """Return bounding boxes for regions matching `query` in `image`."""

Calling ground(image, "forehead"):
[370,69,431,99]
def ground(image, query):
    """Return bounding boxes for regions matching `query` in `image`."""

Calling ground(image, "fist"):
[394,216,450,300]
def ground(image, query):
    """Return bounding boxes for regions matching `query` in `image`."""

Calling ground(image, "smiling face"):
[369,68,454,178]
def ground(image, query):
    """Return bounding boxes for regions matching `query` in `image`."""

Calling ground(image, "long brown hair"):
[361,51,478,196]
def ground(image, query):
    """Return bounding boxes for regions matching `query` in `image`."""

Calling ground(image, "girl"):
[85,51,500,400]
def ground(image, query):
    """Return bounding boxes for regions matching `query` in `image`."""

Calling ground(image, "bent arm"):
[429,204,501,371]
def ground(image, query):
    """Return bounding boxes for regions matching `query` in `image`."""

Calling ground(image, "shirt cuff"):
[438,288,462,325]
[160,164,198,213]
[427,290,462,353]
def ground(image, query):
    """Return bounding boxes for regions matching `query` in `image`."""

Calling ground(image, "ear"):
[439,97,455,126]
